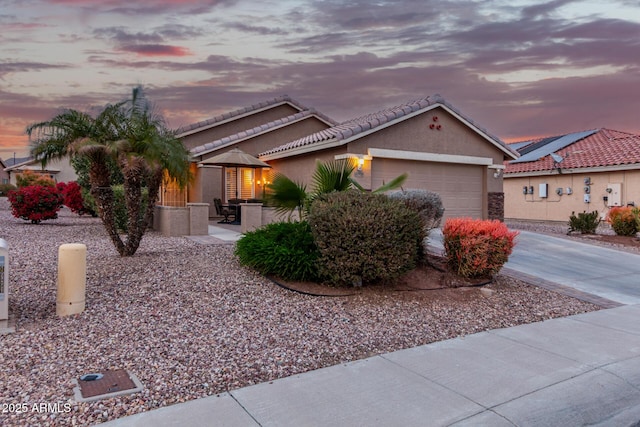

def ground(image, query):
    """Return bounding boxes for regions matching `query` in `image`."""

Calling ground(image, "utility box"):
[0,238,8,322]
[606,183,622,207]
[539,183,548,198]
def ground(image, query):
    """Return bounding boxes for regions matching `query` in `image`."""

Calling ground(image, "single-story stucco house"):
[3,156,78,186]
[504,128,640,222]
[175,95,337,218]
[0,158,9,185]
[163,94,517,236]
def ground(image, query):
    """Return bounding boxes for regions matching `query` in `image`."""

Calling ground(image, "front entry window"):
[225,167,255,201]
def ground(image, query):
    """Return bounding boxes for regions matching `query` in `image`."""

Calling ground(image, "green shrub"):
[387,189,445,233]
[443,218,518,279]
[568,211,599,234]
[82,185,148,230]
[606,207,639,236]
[112,185,149,232]
[80,188,99,217]
[0,183,16,196]
[235,221,320,281]
[308,190,423,287]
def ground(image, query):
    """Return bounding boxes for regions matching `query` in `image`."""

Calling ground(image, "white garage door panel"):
[372,159,484,218]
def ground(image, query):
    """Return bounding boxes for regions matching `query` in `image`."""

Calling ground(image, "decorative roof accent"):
[259,94,517,159]
[177,95,336,136]
[190,110,326,157]
[505,128,640,174]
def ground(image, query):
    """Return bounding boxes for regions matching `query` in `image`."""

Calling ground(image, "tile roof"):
[505,128,640,174]
[260,94,517,158]
[511,129,598,163]
[177,95,336,136]
[190,110,327,157]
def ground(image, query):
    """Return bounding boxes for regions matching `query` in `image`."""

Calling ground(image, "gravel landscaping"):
[0,198,602,426]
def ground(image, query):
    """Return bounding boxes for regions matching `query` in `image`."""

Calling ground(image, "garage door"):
[372,159,484,219]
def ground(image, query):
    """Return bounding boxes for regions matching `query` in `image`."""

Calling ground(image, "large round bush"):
[308,190,423,287]
[606,206,639,236]
[7,185,63,224]
[235,221,320,281]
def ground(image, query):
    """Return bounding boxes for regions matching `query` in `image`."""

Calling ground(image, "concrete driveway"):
[429,229,640,305]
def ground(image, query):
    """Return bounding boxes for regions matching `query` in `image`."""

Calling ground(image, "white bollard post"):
[0,239,9,322]
[57,243,87,317]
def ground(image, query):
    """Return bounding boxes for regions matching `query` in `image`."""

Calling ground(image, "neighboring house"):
[259,94,517,219]
[504,128,640,222]
[0,158,8,185]
[176,94,517,222]
[3,156,78,186]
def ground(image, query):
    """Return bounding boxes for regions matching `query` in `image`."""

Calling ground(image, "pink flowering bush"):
[7,185,64,224]
[443,218,518,279]
[57,181,94,215]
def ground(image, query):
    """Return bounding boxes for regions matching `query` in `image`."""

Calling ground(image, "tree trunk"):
[120,157,145,257]
[144,167,163,232]
[89,159,126,255]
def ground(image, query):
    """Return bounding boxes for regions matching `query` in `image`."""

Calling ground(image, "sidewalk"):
[101,304,640,426]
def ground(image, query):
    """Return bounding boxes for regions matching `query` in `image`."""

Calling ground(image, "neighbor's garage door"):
[372,159,484,219]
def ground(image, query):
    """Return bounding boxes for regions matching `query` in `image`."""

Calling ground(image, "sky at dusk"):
[1,0,640,159]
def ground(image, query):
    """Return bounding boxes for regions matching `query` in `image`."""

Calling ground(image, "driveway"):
[429,229,640,305]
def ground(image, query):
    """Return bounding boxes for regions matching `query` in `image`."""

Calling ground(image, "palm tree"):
[27,86,190,256]
[266,158,407,219]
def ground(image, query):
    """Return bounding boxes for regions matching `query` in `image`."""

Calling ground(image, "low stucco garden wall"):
[153,203,209,237]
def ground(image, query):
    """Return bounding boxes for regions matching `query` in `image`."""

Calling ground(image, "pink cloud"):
[119,44,192,57]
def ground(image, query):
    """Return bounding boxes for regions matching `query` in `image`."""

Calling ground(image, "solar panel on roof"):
[518,135,562,155]
[508,141,535,151]
[511,129,598,163]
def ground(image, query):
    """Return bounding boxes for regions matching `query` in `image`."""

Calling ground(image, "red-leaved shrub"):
[443,218,518,279]
[7,185,64,224]
[606,206,639,236]
[57,181,92,215]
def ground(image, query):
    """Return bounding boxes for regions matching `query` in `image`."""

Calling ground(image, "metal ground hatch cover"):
[73,369,143,402]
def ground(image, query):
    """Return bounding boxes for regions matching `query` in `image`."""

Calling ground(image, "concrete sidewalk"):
[101,304,640,427]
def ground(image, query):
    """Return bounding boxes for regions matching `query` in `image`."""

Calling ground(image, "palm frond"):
[372,173,408,193]
[311,158,356,195]
[265,174,307,217]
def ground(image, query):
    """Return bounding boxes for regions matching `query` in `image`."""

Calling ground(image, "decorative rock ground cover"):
[0,198,600,426]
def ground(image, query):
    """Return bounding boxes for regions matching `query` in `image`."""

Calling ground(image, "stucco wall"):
[191,166,223,217]
[181,104,300,149]
[504,169,640,221]
[8,157,77,186]
[346,108,506,163]
[191,117,330,163]
[265,147,347,185]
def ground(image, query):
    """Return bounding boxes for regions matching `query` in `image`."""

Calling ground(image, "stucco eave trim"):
[367,148,494,166]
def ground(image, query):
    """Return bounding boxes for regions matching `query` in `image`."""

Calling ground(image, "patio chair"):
[214,198,235,223]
